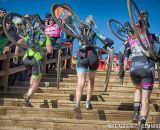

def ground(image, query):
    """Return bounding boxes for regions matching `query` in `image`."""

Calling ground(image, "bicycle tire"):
[108,19,128,42]
[3,13,32,49]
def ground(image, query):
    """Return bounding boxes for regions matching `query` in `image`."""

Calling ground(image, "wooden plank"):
[46,58,57,64]
[45,55,71,65]
[2,50,11,92]
[0,71,5,77]
[42,52,47,77]
[9,65,26,75]
[61,55,71,61]
[0,54,7,61]
[10,52,24,59]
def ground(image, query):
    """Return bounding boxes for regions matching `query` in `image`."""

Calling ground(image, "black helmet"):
[0,8,6,12]
[140,10,148,16]
[140,10,150,28]
[45,13,52,18]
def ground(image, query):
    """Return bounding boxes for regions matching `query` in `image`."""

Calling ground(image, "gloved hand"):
[118,67,125,79]
[3,47,10,54]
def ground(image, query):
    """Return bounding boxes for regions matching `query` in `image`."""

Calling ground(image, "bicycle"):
[127,0,157,61]
[108,19,133,85]
[51,4,113,89]
[108,19,132,42]
[3,13,45,50]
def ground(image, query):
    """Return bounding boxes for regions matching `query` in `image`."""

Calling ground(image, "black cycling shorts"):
[130,61,155,90]
[23,56,43,76]
[76,49,99,72]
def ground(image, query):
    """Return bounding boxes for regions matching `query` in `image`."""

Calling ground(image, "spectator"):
[71,51,78,70]
[0,8,7,54]
[45,16,61,70]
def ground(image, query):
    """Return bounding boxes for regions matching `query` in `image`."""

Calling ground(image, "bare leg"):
[86,71,96,109]
[76,72,87,108]
[141,89,152,116]
[139,89,152,130]
[27,77,40,97]
[132,85,142,123]
[134,85,142,102]
[24,75,40,107]
[87,72,96,101]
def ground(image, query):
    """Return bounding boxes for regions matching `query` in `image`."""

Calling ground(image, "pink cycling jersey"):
[127,33,153,59]
[45,24,61,37]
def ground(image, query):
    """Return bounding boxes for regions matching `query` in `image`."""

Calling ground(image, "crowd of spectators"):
[0,8,74,86]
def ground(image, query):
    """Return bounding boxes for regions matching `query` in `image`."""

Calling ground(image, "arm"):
[45,35,53,54]
[13,39,25,64]
[151,33,160,43]
[124,45,131,71]
[154,34,160,43]
[118,41,131,79]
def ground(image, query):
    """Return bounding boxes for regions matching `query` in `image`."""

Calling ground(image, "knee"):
[32,81,39,88]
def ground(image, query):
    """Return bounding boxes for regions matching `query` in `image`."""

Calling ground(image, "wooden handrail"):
[104,48,114,92]
[0,54,7,60]
[0,44,72,91]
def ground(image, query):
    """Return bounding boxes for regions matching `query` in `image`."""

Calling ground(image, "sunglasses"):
[0,11,5,14]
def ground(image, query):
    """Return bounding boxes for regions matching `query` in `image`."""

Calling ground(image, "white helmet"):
[12,17,23,25]
[85,15,97,29]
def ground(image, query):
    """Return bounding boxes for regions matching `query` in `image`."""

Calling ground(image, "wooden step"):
[5,86,160,98]
[0,98,158,112]
[0,116,139,130]
[0,106,134,121]
[0,106,158,122]
[0,93,71,100]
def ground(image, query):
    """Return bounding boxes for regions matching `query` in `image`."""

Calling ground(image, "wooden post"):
[66,44,72,69]
[104,48,114,92]
[42,53,47,78]
[2,49,11,92]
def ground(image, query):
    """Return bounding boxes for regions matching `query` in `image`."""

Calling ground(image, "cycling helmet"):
[140,10,148,16]
[12,17,23,25]
[140,10,150,28]
[85,15,97,29]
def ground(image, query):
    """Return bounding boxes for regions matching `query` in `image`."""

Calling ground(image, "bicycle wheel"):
[51,3,83,40]
[57,49,62,89]
[3,13,32,49]
[108,19,128,42]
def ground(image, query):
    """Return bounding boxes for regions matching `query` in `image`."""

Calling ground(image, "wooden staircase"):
[0,70,160,130]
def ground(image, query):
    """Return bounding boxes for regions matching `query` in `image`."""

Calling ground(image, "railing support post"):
[2,49,11,92]
[104,48,114,92]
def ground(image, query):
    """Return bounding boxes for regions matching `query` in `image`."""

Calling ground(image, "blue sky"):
[1,0,160,53]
